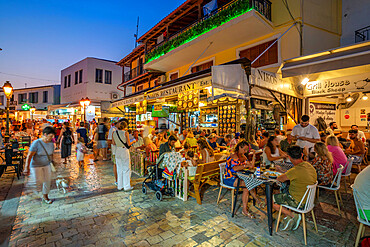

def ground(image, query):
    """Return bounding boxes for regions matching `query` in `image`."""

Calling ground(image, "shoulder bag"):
[39,141,56,172]
[115,131,130,149]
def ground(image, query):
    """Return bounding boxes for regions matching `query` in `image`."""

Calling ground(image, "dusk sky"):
[0,0,185,88]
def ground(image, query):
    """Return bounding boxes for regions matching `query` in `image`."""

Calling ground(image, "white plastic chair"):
[217,163,236,213]
[318,165,344,214]
[352,186,370,247]
[276,182,318,246]
[341,157,354,194]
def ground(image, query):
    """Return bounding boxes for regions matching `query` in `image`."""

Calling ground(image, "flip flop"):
[242,211,255,219]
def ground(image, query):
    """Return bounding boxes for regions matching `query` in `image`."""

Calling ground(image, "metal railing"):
[123,65,146,82]
[355,25,370,43]
[146,0,272,56]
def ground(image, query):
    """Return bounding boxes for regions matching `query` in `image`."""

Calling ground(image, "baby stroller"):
[142,152,182,201]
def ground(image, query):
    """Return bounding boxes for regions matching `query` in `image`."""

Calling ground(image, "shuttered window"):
[239,39,278,68]
[191,61,213,73]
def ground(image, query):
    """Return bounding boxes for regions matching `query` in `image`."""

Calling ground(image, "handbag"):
[115,131,130,149]
[64,136,72,145]
[39,141,56,172]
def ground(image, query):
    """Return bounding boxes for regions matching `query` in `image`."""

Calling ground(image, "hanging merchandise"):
[177,89,199,111]
[136,100,147,115]
[218,104,239,135]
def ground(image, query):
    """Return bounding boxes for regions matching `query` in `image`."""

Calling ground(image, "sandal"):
[257,201,266,209]
[242,211,255,219]
[42,198,53,204]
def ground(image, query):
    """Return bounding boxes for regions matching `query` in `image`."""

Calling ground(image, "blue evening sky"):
[0,0,185,88]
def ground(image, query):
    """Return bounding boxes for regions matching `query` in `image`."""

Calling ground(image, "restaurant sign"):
[111,95,145,108]
[250,68,297,97]
[304,72,370,97]
[146,76,212,100]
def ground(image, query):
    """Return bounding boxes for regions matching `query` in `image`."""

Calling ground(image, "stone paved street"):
[0,149,367,247]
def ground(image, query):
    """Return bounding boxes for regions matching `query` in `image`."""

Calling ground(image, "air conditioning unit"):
[111,93,119,100]
[158,75,166,83]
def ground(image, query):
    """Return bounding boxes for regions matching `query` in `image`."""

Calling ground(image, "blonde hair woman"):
[112,120,136,191]
[311,142,333,186]
[326,135,347,174]
[197,138,214,164]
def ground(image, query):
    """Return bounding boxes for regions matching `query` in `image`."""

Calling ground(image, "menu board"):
[177,90,199,111]
[218,105,238,135]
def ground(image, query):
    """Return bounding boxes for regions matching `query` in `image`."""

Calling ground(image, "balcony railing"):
[123,66,146,82]
[145,0,272,63]
[355,25,370,43]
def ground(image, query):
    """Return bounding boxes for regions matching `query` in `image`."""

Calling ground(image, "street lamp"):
[79,97,91,122]
[30,106,36,120]
[3,81,13,143]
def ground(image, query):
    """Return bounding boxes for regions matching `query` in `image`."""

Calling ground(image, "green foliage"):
[146,0,252,63]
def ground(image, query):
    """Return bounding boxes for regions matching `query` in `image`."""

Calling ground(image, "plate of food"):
[263,171,282,179]
[183,102,187,108]
[206,109,211,114]
[189,94,193,100]
[179,93,183,98]
[188,102,193,108]
[178,101,182,106]
[193,98,198,104]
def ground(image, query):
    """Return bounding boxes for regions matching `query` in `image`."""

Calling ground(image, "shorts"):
[223,177,236,187]
[273,192,300,208]
[97,140,108,149]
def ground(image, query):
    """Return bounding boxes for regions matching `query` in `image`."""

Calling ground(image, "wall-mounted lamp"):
[346,96,353,102]
[301,78,309,85]
[362,93,369,100]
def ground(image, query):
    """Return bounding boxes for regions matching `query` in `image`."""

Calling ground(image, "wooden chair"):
[276,182,318,245]
[188,159,225,204]
[318,165,344,214]
[352,186,370,247]
[0,148,24,179]
[216,162,235,212]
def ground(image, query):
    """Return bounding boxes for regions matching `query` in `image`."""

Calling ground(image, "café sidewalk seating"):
[276,182,318,246]
[318,165,344,215]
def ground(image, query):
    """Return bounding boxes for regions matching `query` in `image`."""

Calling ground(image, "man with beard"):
[347,124,366,143]
[345,129,365,163]
[326,122,339,136]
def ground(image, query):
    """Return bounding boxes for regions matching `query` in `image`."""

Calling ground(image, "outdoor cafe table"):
[231,171,276,236]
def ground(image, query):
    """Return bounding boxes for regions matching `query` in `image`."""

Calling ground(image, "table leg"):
[232,178,240,217]
[265,183,273,236]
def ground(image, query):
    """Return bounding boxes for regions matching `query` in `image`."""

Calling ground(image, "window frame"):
[43,91,48,103]
[79,69,83,83]
[68,74,71,87]
[95,69,103,83]
[104,70,112,84]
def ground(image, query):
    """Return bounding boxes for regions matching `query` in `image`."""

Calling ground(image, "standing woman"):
[57,122,74,164]
[112,120,136,191]
[23,126,56,204]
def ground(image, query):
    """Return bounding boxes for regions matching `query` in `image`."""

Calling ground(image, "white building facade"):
[58,57,124,121]
[61,57,123,104]
[0,84,61,120]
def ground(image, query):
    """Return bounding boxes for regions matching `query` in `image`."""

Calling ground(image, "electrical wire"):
[282,0,302,35]
[0,72,60,83]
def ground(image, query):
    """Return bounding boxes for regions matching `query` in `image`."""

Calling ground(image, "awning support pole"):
[251,22,297,65]
[116,106,126,115]
[269,90,298,124]
[182,42,213,77]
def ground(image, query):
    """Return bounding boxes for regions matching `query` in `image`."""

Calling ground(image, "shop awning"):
[281,41,370,78]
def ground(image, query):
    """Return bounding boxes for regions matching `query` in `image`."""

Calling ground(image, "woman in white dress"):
[112,120,136,191]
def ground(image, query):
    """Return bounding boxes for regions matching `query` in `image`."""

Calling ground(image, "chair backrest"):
[329,165,344,189]
[219,163,227,185]
[343,157,354,176]
[297,181,318,212]
[194,159,225,183]
[352,186,370,224]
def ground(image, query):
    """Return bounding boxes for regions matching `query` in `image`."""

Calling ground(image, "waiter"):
[292,115,320,160]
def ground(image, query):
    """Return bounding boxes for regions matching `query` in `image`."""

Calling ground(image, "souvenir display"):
[218,104,239,135]
[177,89,199,111]
[123,111,136,131]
